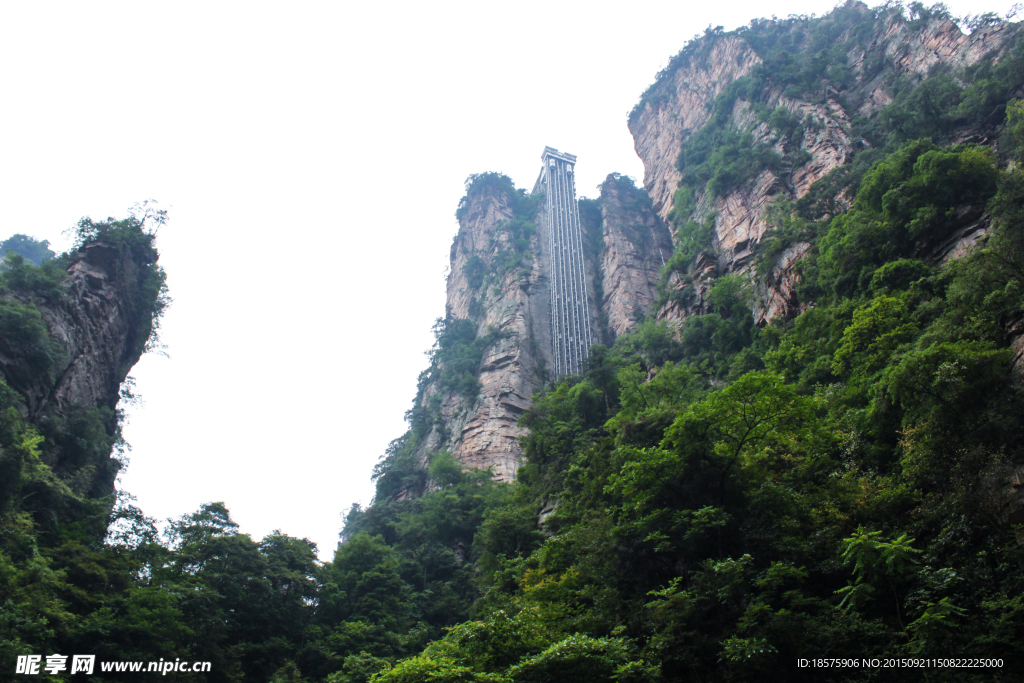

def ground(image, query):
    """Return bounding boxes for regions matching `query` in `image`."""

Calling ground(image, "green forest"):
[4,3,1024,682]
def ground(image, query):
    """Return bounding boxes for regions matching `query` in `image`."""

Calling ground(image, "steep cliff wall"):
[44,243,155,418]
[631,35,762,222]
[416,181,551,482]
[598,174,674,339]
[0,241,160,414]
[409,6,1024,484]
[629,2,1021,324]
[0,225,165,527]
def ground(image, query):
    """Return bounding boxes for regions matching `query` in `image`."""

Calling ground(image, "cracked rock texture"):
[417,186,552,482]
[598,174,674,340]
[0,242,152,420]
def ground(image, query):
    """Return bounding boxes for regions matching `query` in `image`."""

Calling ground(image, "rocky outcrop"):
[926,207,992,262]
[755,242,813,323]
[0,241,155,422]
[422,173,677,479]
[0,237,162,499]
[631,35,761,221]
[851,15,1013,118]
[47,243,153,418]
[598,174,673,339]
[418,186,551,482]
[415,6,1024,483]
[628,2,1018,324]
[1009,318,1024,387]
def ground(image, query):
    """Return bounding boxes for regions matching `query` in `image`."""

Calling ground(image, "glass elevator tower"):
[532,146,593,378]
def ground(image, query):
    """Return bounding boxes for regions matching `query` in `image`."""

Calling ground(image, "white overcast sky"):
[0,0,1014,559]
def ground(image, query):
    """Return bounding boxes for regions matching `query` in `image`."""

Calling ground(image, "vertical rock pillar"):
[533,146,592,378]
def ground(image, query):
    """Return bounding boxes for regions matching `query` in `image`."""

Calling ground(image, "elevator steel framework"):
[532,146,593,378]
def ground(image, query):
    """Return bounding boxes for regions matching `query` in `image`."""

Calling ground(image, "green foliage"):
[0,300,63,384]
[679,125,783,201]
[427,318,504,401]
[605,361,707,445]
[835,528,921,612]
[868,258,933,295]
[463,255,486,289]
[456,173,542,223]
[2,492,324,682]
[853,32,1024,149]
[360,132,1024,681]
[323,533,410,628]
[0,234,55,266]
[1004,98,1024,158]
[1,253,69,301]
[507,634,637,682]
[831,296,918,376]
[816,140,999,299]
[659,213,714,287]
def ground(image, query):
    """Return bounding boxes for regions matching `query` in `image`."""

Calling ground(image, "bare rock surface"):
[631,35,761,222]
[419,187,551,482]
[0,242,150,421]
[598,174,673,339]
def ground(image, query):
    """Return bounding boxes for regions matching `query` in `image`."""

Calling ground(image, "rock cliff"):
[0,236,163,497]
[47,243,155,417]
[417,182,551,482]
[598,174,674,338]
[628,1,1019,324]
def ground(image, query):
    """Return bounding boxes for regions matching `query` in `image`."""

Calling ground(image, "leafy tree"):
[0,234,54,265]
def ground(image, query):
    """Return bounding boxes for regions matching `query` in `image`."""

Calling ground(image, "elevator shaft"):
[532,146,592,378]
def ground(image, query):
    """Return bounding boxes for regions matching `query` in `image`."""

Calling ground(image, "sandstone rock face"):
[420,8,1022,483]
[631,35,761,221]
[0,240,158,495]
[419,186,552,482]
[627,4,1017,324]
[755,242,812,323]
[0,242,152,422]
[47,243,150,417]
[598,174,673,339]
[855,16,1013,113]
